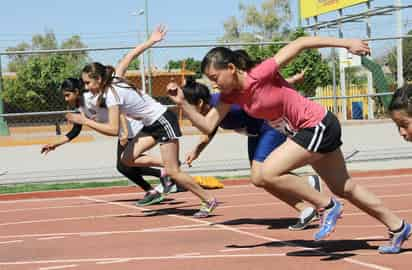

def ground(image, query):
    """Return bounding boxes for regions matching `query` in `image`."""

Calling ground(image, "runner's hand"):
[41,144,57,155]
[166,82,185,105]
[66,112,86,125]
[149,25,167,44]
[119,135,129,147]
[185,151,199,167]
[347,39,370,56]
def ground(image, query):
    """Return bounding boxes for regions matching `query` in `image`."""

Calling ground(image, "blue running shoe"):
[314,198,343,241]
[378,222,411,254]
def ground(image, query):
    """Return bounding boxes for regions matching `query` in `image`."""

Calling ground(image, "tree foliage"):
[2,30,88,112]
[386,29,412,82]
[127,58,141,71]
[219,1,330,96]
[166,57,201,75]
[221,0,291,42]
[245,30,331,96]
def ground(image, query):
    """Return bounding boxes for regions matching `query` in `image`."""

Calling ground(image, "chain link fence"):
[0,36,410,137]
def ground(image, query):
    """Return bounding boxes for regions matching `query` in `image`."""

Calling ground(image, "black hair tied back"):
[185,76,197,87]
[60,78,84,93]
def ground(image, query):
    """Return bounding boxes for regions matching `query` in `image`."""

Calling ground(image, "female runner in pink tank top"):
[167,36,410,254]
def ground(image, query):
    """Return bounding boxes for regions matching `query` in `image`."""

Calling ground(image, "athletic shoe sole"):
[288,213,320,231]
[136,195,164,206]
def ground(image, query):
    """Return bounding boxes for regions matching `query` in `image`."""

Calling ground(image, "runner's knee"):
[120,152,134,167]
[250,172,265,187]
[164,166,180,179]
[328,178,355,198]
[260,166,283,187]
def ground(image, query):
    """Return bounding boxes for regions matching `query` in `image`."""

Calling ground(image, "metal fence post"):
[338,9,347,120]
[0,55,10,136]
[144,0,153,96]
[366,1,375,119]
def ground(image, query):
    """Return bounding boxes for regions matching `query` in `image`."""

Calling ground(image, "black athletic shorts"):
[291,111,342,153]
[141,110,182,143]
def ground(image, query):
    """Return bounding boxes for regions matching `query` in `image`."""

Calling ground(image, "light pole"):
[395,0,404,87]
[144,0,153,96]
[132,9,147,93]
[0,56,10,136]
[254,34,264,51]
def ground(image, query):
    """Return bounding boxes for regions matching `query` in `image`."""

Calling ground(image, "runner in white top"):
[41,27,176,206]
[82,90,144,139]
[67,25,218,218]
[41,78,173,205]
[105,82,166,127]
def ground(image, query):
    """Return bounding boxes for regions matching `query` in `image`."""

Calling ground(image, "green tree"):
[116,52,140,71]
[386,30,412,82]
[3,55,76,112]
[221,0,291,42]
[219,1,330,96]
[5,42,30,72]
[127,58,140,70]
[245,29,331,96]
[166,58,201,75]
[2,31,88,113]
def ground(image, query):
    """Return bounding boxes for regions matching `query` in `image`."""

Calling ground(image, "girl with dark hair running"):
[67,26,218,218]
[168,37,410,253]
[182,76,322,230]
[42,26,175,206]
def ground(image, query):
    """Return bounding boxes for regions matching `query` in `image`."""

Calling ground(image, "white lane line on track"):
[1,189,410,219]
[39,264,77,270]
[354,236,384,240]
[80,197,393,270]
[0,226,266,240]
[0,240,23,244]
[0,182,407,269]
[0,204,102,213]
[0,212,139,227]
[0,196,103,204]
[38,237,65,241]
[2,179,411,212]
[176,253,202,256]
[0,252,400,268]
[0,223,382,240]
[220,248,252,252]
[1,173,412,204]
[96,259,131,265]
[0,184,252,205]
[0,203,395,269]
[0,253,289,265]
[79,232,112,237]
[1,191,411,228]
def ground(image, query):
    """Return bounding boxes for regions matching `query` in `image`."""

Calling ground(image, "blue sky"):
[0,0,411,70]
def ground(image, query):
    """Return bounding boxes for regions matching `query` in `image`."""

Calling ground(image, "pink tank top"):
[220,58,326,135]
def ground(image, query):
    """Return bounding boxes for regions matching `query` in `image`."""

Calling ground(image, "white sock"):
[153,185,163,193]
[299,207,315,221]
[307,175,316,188]
[160,168,167,178]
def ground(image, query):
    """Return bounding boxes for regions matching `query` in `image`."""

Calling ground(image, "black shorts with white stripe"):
[142,110,182,143]
[291,111,342,153]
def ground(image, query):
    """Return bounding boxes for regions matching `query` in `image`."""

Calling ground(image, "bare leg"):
[311,148,403,231]
[160,140,213,202]
[250,160,310,212]
[260,139,330,209]
[122,136,163,167]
